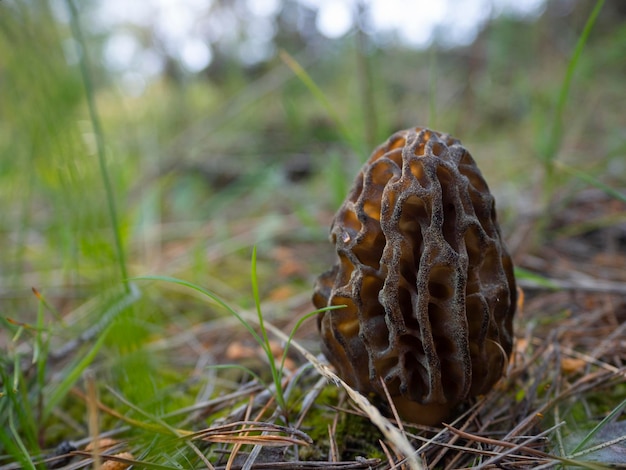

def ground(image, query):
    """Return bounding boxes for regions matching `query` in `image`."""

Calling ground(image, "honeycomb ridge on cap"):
[313,127,516,425]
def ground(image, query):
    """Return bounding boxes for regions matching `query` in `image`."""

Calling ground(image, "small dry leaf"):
[514,338,529,356]
[267,284,296,301]
[101,452,134,470]
[225,341,256,360]
[272,246,307,278]
[84,438,118,451]
[561,357,587,374]
[225,340,296,371]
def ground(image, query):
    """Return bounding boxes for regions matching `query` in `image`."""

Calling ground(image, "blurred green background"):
[0,0,625,462]
[1,0,623,311]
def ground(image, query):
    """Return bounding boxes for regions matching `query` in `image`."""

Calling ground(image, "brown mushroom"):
[313,127,516,425]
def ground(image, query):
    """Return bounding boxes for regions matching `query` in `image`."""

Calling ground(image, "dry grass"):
[4,189,624,470]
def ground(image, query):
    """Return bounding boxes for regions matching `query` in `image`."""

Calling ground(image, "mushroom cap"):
[313,127,516,425]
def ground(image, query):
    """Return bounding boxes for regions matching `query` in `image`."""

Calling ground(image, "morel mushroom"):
[313,127,516,425]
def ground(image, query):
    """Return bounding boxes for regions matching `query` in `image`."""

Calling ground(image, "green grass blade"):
[132,275,265,349]
[139,268,294,415]
[33,293,45,365]
[250,246,286,411]
[0,366,38,468]
[541,0,605,165]
[555,160,626,204]
[65,0,129,290]
[327,151,351,209]
[279,49,363,155]
[428,45,438,129]
[44,325,110,418]
[43,285,141,417]
[207,364,266,388]
[250,246,269,354]
[106,386,184,437]
[569,397,626,456]
[279,305,345,375]
[8,412,36,470]
[514,267,560,289]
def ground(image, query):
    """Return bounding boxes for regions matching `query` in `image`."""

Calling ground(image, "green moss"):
[297,386,385,462]
[335,412,386,461]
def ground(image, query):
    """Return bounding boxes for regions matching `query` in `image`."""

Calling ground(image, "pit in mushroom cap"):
[313,127,517,425]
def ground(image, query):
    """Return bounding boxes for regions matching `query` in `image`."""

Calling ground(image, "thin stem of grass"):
[279,306,344,375]
[569,397,626,456]
[134,273,289,413]
[532,0,605,245]
[9,413,36,470]
[554,160,626,203]
[134,276,266,351]
[428,45,438,129]
[11,354,20,392]
[540,0,604,178]
[0,366,38,468]
[136,263,345,422]
[207,364,266,388]
[355,5,378,151]
[35,296,48,447]
[43,284,140,417]
[279,49,364,156]
[250,246,287,412]
[33,292,50,372]
[65,0,129,291]
[106,386,184,437]
[43,323,111,418]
